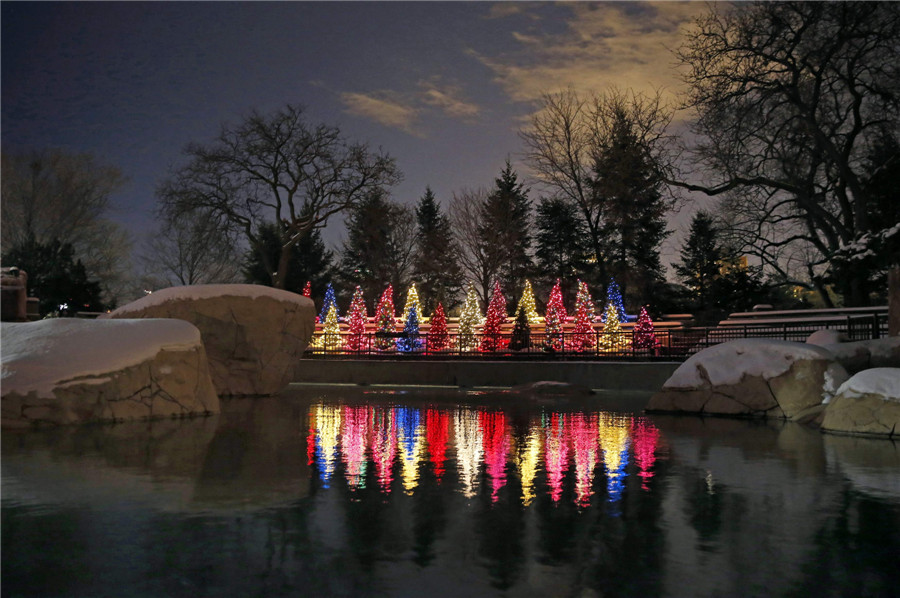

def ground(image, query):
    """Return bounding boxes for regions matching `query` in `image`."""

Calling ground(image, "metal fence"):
[304,312,889,360]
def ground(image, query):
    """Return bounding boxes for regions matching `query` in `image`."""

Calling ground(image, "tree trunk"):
[273,243,292,290]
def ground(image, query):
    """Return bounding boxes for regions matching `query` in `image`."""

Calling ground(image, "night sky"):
[2,1,705,260]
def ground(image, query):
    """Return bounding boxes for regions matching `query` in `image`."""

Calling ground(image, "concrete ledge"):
[293,359,680,392]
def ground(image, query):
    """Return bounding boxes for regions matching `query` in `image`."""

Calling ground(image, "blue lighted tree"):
[601,277,627,323]
[396,305,423,352]
[318,283,339,323]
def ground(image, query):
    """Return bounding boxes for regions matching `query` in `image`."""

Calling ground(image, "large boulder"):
[646,339,848,419]
[107,285,315,396]
[819,337,900,375]
[821,368,900,438]
[2,318,219,428]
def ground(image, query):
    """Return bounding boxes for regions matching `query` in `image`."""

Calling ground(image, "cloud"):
[339,92,421,136]
[474,2,702,105]
[419,81,480,120]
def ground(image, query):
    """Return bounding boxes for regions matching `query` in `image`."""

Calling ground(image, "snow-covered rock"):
[806,329,847,346]
[820,336,900,375]
[646,339,848,419]
[108,284,315,396]
[821,368,900,438]
[1,318,219,428]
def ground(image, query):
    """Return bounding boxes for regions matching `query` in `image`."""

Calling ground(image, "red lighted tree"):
[544,279,566,350]
[346,285,368,352]
[302,281,311,298]
[570,280,595,352]
[632,306,659,353]
[427,302,450,352]
[480,280,508,352]
[374,284,396,350]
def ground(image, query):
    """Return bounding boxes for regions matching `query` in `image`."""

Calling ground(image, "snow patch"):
[664,338,834,388]
[834,368,900,402]
[109,284,308,317]
[2,318,202,398]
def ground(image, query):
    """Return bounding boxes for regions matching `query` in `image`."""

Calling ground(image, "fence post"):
[872,314,880,340]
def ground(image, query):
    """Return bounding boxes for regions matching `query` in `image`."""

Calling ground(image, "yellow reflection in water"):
[455,407,483,498]
[314,403,342,486]
[518,429,542,506]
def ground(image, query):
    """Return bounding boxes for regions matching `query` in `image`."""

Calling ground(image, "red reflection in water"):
[480,411,510,502]
[306,419,316,467]
[570,413,599,507]
[342,406,369,489]
[426,409,449,482]
[544,413,569,503]
[631,419,661,490]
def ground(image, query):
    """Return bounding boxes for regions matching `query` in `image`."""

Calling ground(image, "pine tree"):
[243,220,333,297]
[673,211,721,311]
[313,304,342,352]
[318,283,339,323]
[346,286,369,352]
[402,283,425,324]
[480,280,508,352]
[601,278,626,323]
[413,187,464,311]
[570,281,596,352]
[534,197,591,292]
[598,302,627,353]
[397,305,423,352]
[374,285,396,350]
[427,302,450,352]
[508,307,532,351]
[632,306,659,353]
[544,279,567,351]
[515,279,542,325]
[457,284,482,352]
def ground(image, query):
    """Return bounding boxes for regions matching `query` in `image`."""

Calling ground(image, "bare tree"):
[520,87,675,290]
[139,209,243,287]
[157,104,401,290]
[672,1,900,305]
[449,187,495,304]
[0,149,132,306]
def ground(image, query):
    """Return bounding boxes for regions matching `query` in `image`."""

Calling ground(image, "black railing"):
[304,313,889,360]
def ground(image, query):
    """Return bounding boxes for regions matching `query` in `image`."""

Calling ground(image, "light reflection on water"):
[2,387,899,598]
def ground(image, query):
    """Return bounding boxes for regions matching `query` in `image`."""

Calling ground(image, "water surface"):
[3,386,899,597]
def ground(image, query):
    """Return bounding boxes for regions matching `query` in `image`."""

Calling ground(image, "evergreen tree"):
[2,235,105,316]
[478,161,533,300]
[312,304,342,351]
[339,190,415,306]
[402,283,425,324]
[544,279,567,351]
[592,110,669,307]
[632,306,659,353]
[508,308,532,351]
[514,279,542,326]
[534,197,590,300]
[674,211,721,311]
[480,280,508,352]
[602,278,627,323]
[318,283,339,323]
[413,187,464,311]
[457,285,482,352]
[244,221,333,300]
[346,286,369,352]
[373,284,397,350]
[427,303,450,352]
[570,281,596,352]
[397,305,423,352]
[598,302,626,353]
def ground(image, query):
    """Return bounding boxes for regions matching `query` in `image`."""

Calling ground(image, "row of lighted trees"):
[307,278,660,353]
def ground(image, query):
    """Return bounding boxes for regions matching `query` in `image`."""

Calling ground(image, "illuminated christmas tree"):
[313,304,342,351]
[570,280,595,352]
[397,305,423,352]
[598,301,627,353]
[302,281,312,298]
[457,284,481,352]
[318,283,339,323]
[402,283,425,324]
[374,285,396,350]
[346,286,368,352]
[601,278,626,323]
[632,306,659,353]
[508,307,532,351]
[480,280,508,352]
[515,279,542,325]
[544,279,567,350]
[427,302,450,352]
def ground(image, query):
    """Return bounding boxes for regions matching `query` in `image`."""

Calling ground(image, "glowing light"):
[371,407,397,493]
[311,304,342,350]
[313,403,342,487]
[570,412,599,507]
[318,282,339,323]
[426,409,449,482]
[374,285,396,350]
[598,301,628,353]
[544,413,569,503]
[455,407,483,498]
[544,279,566,351]
[632,306,659,352]
[480,410,510,502]
[346,286,369,352]
[397,407,424,494]
[457,285,482,352]
[598,413,631,502]
[518,430,542,506]
[515,279,542,325]
[426,303,450,352]
[401,283,425,323]
[631,418,661,490]
[480,280,508,352]
[570,280,596,352]
[342,405,369,490]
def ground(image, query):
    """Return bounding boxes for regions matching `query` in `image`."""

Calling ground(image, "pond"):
[3,386,899,597]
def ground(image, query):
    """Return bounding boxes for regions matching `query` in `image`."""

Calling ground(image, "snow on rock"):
[647,339,848,419]
[822,368,900,438]
[806,329,848,346]
[2,318,219,428]
[820,336,900,375]
[107,284,315,396]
